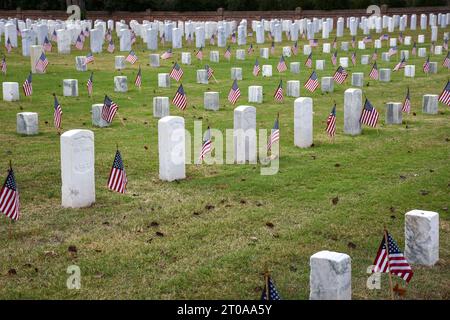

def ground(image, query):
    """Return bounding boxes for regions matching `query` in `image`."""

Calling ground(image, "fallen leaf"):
[240,199,247,204]
[420,190,429,196]
[44,250,57,257]
[205,204,215,210]
[7,269,17,276]
[347,242,357,249]
[332,196,339,205]
[266,222,274,228]
[155,231,164,237]
[68,245,77,253]
[393,284,407,297]
[149,221,159,227]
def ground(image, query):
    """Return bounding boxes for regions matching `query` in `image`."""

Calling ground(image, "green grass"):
[0,28,449,300]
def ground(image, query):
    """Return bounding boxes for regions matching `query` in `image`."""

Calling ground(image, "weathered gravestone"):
[60,129,95,208]
[248,86,263,103]
[114,76,128,92]
[16,112,38,135]
[385,102,402,124]
[2,82,19,101]
[204,92,219,111]
[158,73,170,88]
[153,97,170,118]
[422,94,438,114]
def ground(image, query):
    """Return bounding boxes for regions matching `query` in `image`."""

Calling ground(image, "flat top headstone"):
[406,209,438,220]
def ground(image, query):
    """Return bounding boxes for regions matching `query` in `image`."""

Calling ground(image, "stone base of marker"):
[63,79,79,97]
[379,68,391,82]
[158,73,170,88]
[351,73,363,87]
[231,67,243,80]
[309,251,351,300]
[158,116,186,181]
[290,62,300,74]
[385,102,402,124]
[418,48,426,57]
[153,97,170,118]
[181,52,191,65]
[196,69,208,84]
[204,92,219,111]
[361,55,369,65]
[114,76,128,92]
[303,45,311,55]
[344,88,362,135]
[287,81,300,98]
[92,104,110,127]
[115,56,125,70]
[150,54,160,67]
[405,209,439,266]
[262,65,272,77]
[405,65,415,77]
[17,112,38,135]
[339,57,349,68]
[321,77,334,93]
[282,46,291,57]
[75,56,87,71]
[61,129,95,208]
[322,43,330,53]
[294,97,313,148]
[2,82,19,101]
[341,42,349,51]
[260,48,269,59]
[236,49,245,60]
[248,86,263,103]
[422,94,438,114]
[434,46,442,55]
[381,52,390,62]
[316,60,325,70]
[210,51,219,63]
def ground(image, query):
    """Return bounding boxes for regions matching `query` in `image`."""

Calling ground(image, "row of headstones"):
[15,85,440,143]
[310,209,439,299]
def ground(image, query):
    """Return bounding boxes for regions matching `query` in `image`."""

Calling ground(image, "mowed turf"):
[0,26,449,299]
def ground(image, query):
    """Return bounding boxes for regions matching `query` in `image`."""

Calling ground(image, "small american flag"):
[247,43,254,54]
[423,56,430,73]
[228,79,241,105]
[305,53,312,68]
[53,95,62,129]
[331,51,337,66]
[5,37,12,53]
[196,47,203,60]
[126,50,138,64]
[267,117,280,151]
[84,27,90,37]
[304,70,319,92]
[351,52,357,66]
[332,37,337,49]
[438,80,450,106]
[161,48,173,60]
[170,62,184,82]
[0,56,6,74]
[87,72,93,96]
[277,55,287,72]
[274,80,283,101]
[398,32,403,44]
[43,36,52,51]
[22,72,32,96]
[351,36,356,48]
[107,149,128,194]
[444,38,448,51]
[309,39,318,47]
[224,46,231,60]
[75,35,83,50]
[131,31,136,45]
[430,41,435,54]
[101,95,119,123]
[363,35,372,43]
[270,41,275,55]
[160,33,165,45]
[0,166,20,221]
[85,52,94,64]
[231,32,236,43]
[199,127,212,161]
[292,41,298,55]
[105,30,112,42]
[205,64,214,80]
[402,87,411,113]
[134,66,142,88]
[372,49,378,62]
[253,59,261,76]
[261,276,281,301]
[443,51,450,68]
[210,34,215,45]
[35,52,49,72]
[107,39,115,53]
[51,29,58,42]
[360,98,379,128]
[369,62,379,80]
[79,31,85,43]
[333,66,348,84]
[411,42,417,56]
[388,46,398,57]
[187,34,193,45]
[372,231,413,283]
[379,34,389,41]
[325,104,337,137]
[393,57,406,71]
[173,84,187,110]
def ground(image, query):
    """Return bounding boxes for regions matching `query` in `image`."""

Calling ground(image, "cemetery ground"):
[0,29,449,299]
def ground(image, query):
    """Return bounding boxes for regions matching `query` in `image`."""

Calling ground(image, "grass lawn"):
[0,26,449,299]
